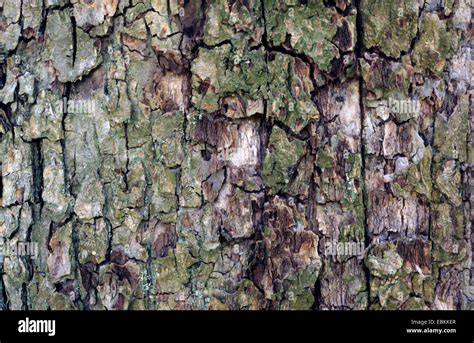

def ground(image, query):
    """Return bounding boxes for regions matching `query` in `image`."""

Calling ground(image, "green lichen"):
[267,52,320,133]
[263,127,305,194]
[316,146,334,170]
[191,44,267,113]
[152,112,184,168]
[362,0,420,58]
[433,95,469,163]
[203,0,263,46]
[411,13,459,77]
[402,297,426,310]
[366,244,403,277]
[378,280,410,309]
[44,10,102,82]
[391,147,432,200]
[264,0,340,73]
[361,55,413,100]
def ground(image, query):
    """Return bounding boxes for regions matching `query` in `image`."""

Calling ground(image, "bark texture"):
[0,0,471,310]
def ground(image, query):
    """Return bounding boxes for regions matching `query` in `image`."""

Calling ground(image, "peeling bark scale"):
[0,0,471,310]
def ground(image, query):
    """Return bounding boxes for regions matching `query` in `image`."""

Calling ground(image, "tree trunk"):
[0,0,471,310]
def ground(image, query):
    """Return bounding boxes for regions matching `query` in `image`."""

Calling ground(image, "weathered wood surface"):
[0,0,471,310]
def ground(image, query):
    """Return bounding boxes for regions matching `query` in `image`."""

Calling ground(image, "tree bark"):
[0,0,471,310]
